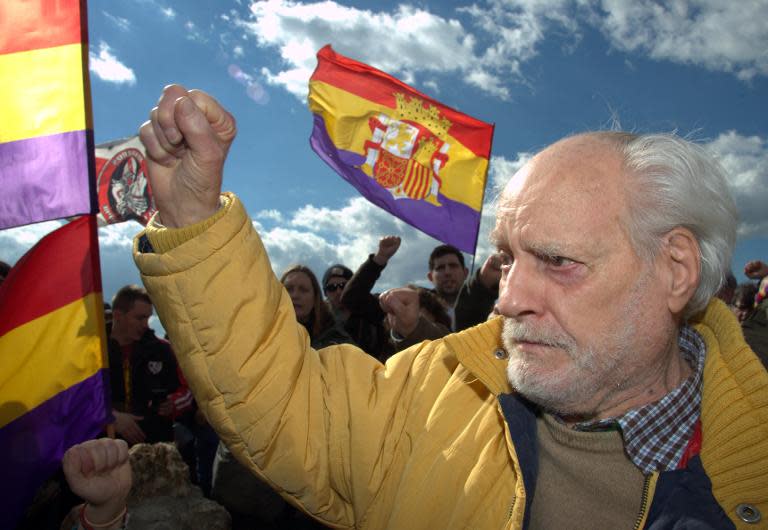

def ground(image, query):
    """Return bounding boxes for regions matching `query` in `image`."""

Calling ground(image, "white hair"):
[592,132,738,317]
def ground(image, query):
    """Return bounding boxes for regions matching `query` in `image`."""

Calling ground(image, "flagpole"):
[469,122,496,277]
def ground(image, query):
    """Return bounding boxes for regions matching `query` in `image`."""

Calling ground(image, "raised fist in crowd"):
[373,235,402,266]
[744,260,768,280]
[62,438,132,528]
[479,252,510,290]
[379,287,421,338]
[139,84,237,228]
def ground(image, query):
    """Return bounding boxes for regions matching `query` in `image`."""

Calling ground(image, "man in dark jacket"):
[108,285,192,444]
[427,244,503,331]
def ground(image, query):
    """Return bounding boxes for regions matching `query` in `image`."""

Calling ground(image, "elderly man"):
[123,85,766,529]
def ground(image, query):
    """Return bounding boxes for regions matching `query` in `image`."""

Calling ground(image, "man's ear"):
[462,267,469,280]
[427,271,434,284]
[659,228,701,315]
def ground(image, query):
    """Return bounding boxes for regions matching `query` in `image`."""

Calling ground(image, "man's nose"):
[495,259,542,318]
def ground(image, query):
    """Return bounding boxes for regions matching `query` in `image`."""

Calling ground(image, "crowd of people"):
[3,82,767,529]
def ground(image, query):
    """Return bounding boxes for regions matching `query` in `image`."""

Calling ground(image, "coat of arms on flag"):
[308,45,494,254]
[361,93,452,207]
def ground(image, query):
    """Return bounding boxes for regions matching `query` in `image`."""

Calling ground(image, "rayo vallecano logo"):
[147,361,163,375]
[96,146,155,225]
[359,93,452,207]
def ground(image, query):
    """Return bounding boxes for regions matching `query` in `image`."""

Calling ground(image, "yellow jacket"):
[134,194,768,529]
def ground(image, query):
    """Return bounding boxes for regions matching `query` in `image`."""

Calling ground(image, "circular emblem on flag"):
[97,148,155,224]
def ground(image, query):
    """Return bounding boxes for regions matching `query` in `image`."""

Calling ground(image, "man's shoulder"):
[135,331,174,356]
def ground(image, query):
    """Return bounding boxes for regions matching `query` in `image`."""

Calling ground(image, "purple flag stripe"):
[0,130,95,230]
[309,114,481,253]
[0,369,110,529]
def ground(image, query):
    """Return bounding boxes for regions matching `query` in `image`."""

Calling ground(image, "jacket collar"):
[444,301,768,520]
[690,299,768,518]
[443,316,511,396]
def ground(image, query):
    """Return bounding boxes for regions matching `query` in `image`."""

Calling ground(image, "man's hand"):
[112,411,146,445]
[373,236,402,266]
[63,439,132,525]
[138,84,237,228]
[157,398,174,418]
[479,252,507,290]
[744,260,768,280]
[380,287,420,337]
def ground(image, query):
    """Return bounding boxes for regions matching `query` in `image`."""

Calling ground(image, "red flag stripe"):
[0,216,100,337]
[310,45,493,158]
[0,0,85,55]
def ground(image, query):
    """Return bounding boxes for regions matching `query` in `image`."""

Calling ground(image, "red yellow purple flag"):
[0,0,95,230]
[308,45,494,254]
[0,216,110,529]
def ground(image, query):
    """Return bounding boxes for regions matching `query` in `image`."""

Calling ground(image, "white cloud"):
[461,0,580,65]
[704,131,768,237]
[89,42,136,85]
[597,0,768,80]
[161,6,176,19]
[0,220,64,265]
[184,20,207,42]
[422,80,440,94]
[228,0,766,103]
[103,11,132,31]
[256,197,463,291]
[255,209,284,222]
[240,0,486,99]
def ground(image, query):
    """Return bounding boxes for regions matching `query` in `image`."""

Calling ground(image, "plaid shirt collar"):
[568,324,706,474]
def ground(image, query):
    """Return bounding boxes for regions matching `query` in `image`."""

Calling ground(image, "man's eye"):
[548,255,575,267]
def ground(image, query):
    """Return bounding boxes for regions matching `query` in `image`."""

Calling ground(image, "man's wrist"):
[393,317,419,339]
[372,253,389,266]
[81,502,127,529]
[145,193,232,253]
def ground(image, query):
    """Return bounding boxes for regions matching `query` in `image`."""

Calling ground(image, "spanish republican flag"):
[308,45,494,254]
[0,216,110,529]
[0,0,95,230]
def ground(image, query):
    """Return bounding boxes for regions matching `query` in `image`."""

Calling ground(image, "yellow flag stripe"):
[309,80,487,211]
[0,292,106,428]
[0,43,87,143]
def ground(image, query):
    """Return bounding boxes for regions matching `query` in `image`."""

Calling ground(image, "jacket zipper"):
[507,496,516,520]
[633,474,652,530]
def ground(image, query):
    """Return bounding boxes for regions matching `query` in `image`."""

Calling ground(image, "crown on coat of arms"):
[393,93,452,138]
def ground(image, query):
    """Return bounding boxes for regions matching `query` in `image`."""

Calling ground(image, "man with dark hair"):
[427,244,467,305]
[427,243,503,331]
[341,236,464,359]
[108,284,192,445]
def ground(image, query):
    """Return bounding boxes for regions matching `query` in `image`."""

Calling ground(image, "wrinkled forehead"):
[493,137,630,242]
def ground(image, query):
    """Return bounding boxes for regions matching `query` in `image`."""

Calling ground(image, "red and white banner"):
[95,136,156,226]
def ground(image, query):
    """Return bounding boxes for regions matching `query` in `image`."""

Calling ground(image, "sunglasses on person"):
[324,282,347,293]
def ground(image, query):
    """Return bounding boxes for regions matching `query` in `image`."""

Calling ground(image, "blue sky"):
[2,0,767,334]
